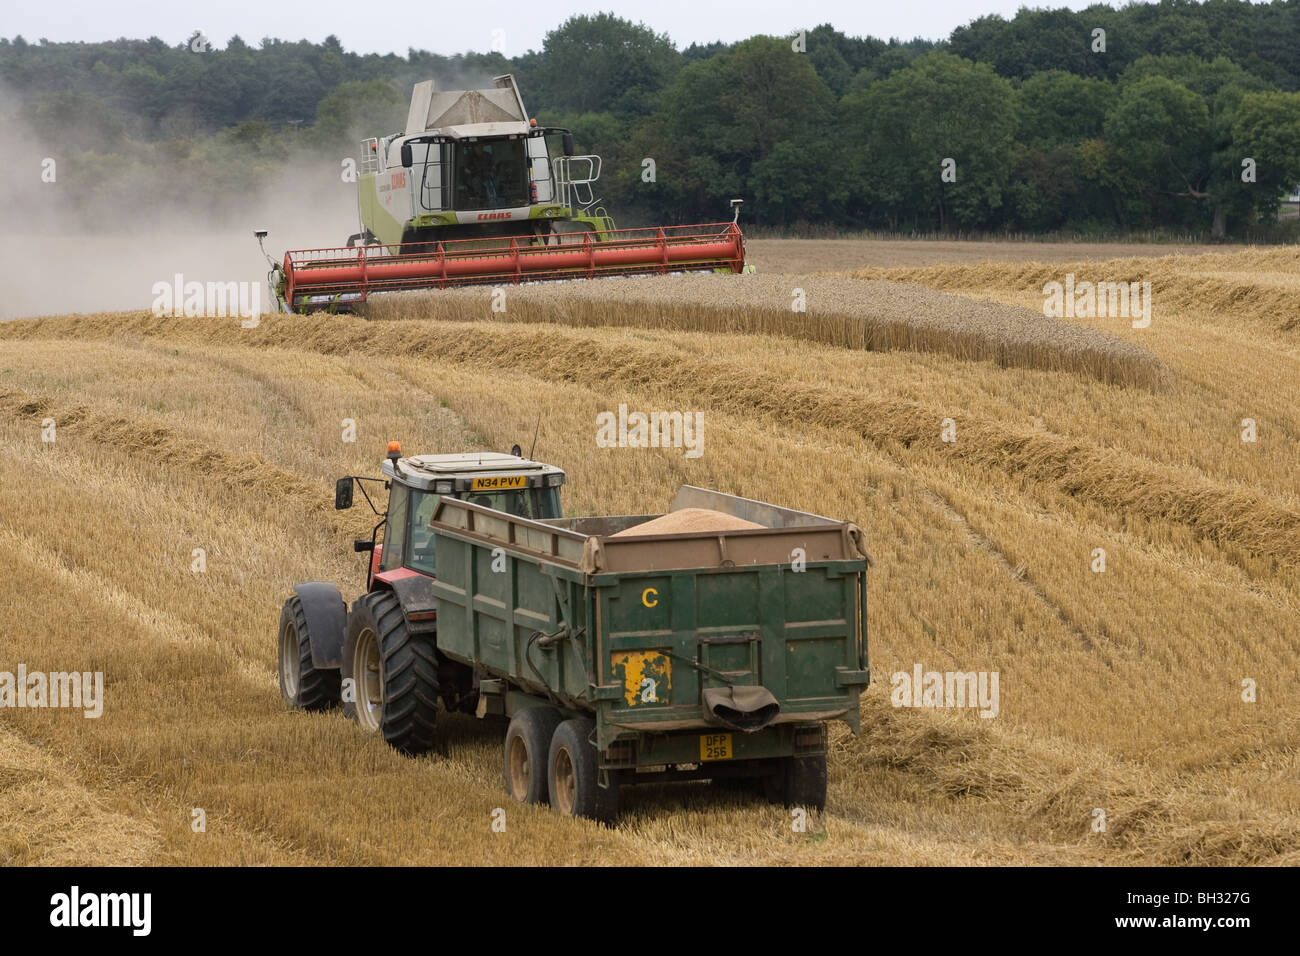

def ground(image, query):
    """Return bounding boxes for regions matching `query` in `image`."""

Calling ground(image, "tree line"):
[3,1,1300,237]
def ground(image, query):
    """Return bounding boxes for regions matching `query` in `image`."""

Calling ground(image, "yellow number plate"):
[700,733,733,761]
[470,475,526,491]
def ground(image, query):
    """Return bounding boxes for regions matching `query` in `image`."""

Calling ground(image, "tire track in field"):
[3,321,1295,864]
[0,723,161,865]
[0,384,353,531]
[5,315,1297,568]
[918,488,1111,666]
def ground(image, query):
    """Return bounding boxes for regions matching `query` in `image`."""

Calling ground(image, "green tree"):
[803,24,886,96]
[531,14,680,116]
[1119,53,1267,100]
[653,36,838,224]
[23,90,128,151]
[1231,90,1300,222]
[1103,75,1211,230]
[310,78,404,148]
[842,51,1018,229]
[1107,57,1281,237]
[1016,71,1116,148]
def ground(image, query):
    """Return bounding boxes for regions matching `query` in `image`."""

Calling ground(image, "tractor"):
[277,442,565,753]
[279,442,869,822]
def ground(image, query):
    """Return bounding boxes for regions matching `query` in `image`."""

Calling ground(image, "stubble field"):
[0,237,1296,866]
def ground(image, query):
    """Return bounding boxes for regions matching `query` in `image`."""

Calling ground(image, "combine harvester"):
[262,75,747,313]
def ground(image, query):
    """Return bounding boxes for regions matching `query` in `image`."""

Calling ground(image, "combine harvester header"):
[263,75,748,313]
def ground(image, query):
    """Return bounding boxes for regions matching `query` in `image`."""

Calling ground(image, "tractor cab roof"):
[382,452,565,493]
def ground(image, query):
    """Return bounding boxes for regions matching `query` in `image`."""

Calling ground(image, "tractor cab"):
[336,446,565,583]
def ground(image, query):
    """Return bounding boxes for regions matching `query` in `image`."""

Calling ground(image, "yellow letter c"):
[642,588,658,608]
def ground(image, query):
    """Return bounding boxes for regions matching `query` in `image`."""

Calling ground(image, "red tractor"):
[277,442,566,753]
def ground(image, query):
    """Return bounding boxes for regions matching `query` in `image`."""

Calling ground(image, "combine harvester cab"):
[269,74,747,313]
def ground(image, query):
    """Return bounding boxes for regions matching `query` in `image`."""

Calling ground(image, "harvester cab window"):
[529,138,554,203]
[407,142,444,212]
[379,484,410,572]
[454,141,528,210]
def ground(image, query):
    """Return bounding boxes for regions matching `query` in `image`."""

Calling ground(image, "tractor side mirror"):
[335,477,355,510]
[562,132,575,157]
[400,143,413,168]
[353,539,374,553]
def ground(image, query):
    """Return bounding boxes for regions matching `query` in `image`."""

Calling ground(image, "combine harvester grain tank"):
[261,75,748,313]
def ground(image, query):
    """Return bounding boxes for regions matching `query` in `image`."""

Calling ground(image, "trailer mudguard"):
[293,582,347,668]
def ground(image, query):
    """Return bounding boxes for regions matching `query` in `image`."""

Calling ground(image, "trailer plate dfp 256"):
[700,733,733,761]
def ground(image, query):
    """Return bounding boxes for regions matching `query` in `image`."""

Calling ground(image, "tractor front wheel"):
[278,594,341,710]
[342,591,440,755]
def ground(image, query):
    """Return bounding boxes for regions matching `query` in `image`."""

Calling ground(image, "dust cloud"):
[0,86,365,320]
[0,64,545,320]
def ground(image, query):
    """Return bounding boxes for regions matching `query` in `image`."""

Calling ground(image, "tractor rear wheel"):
[342,591,440,755]
[761,754,827,812]
[547,717,620,824]
[504,707,563,805]
[278,594,341,710]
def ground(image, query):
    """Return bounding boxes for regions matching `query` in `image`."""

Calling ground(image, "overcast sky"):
[10,0,1165,55]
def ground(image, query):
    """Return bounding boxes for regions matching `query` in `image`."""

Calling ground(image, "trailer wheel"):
[547,718,620,824]
[278,594,341,710]
[342,591,440,755]
[763,754,827,812]
[504,707,563,805]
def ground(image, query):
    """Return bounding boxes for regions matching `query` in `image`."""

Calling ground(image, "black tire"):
[760,761,786,805]
[763,754,828,812]
[545,223,599,246]
[504,707,563,805]
[342,591,440,755]
[789,754,828,812]
[341,608,378,731]
[713,775,762,797]
[278,594,341,710]
[547,717,620,824]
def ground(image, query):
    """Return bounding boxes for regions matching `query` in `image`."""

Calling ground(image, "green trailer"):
[427,485,871,822]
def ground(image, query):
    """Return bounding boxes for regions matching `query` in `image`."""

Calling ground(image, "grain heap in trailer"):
[263,75,747,312]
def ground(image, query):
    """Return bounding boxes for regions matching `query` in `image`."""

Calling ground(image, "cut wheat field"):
[0,239,1296,866]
